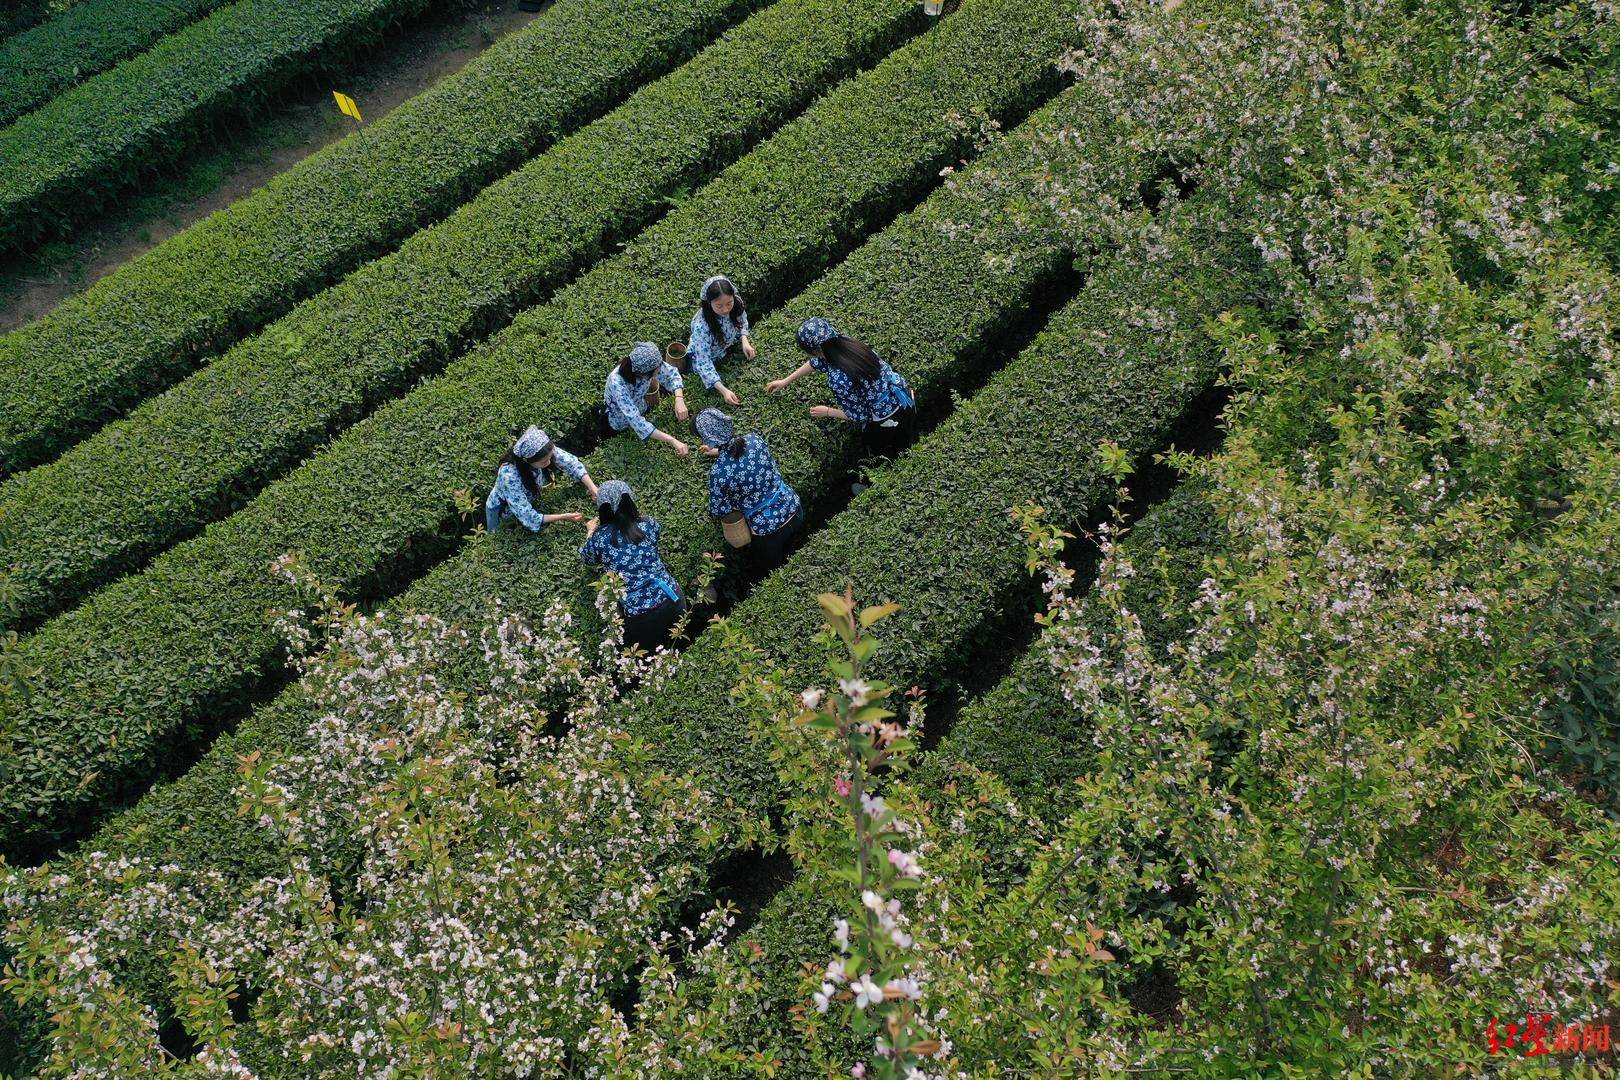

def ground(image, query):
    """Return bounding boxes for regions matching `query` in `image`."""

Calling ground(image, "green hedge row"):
[919,481,1223,822]
[0,0,925,632]
[78,87,1104,890]
[0,0,233,126]
[0,0,761,476]
[0,87,1099,1061]
[0,0,1077,859]
[0,0,452,256]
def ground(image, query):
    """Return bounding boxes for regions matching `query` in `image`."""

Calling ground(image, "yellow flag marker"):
[332,90,363,124]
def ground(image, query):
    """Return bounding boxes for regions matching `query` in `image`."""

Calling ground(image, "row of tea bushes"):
[0,0,232,125]
[0,0,454,255]
[0,0,766,475]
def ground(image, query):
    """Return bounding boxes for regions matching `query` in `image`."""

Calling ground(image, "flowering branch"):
[793,588,945,1080]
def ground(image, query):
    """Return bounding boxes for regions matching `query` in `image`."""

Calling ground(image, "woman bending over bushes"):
[695,407,805,568]
[485,424,596,533]
[580,480,686,652]
[767,317,915,459]
[604,341,694,458]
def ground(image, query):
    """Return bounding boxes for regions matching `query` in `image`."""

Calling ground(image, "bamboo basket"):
[720,510,752,548]
[666,340,689,372]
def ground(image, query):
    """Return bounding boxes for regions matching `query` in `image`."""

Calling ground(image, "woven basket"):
[666,340,689,372]
[720,510,752,548]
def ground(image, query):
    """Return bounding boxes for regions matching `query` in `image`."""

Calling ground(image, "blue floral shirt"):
[605,363,684,440]
[486,448,588,531]
[686,309,749,390]
[707,433,801,536]
[579,516,680,616]
[811,353,912,427]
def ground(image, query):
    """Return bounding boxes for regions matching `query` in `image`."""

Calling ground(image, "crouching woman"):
[580,479,686,652]
[694,408,805,568]
[485,424,596,533]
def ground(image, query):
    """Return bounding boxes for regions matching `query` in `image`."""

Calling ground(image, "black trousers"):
[747,504,807,569]
[860,404,916,460]
[623,590,686,652]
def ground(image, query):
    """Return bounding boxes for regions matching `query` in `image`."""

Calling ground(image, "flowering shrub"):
[969,0,1620,1063]
[2,557,774,1076]
[680,0,1620,1072]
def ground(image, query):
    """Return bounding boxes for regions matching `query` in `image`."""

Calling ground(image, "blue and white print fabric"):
[594,477,632,511]
[810,352,912,427]
[579,516,679,616]
[485,446,588,532]
[512,424,549,459]
[605,363,683,440]
[686,307,749,390]
[693,407,735,448]
[707,433,801,536]
[796,316,837,351]
[547,446,589,483]
[628,341,664,373]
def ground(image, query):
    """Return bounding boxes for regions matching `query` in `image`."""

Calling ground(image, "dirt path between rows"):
[0,1,544,333]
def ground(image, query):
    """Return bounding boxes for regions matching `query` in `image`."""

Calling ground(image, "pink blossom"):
[887,848,922,878]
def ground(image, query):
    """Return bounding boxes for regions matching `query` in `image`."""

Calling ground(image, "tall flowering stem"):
[792,589,945,1080]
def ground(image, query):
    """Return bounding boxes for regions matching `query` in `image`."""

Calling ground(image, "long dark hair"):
[616,354,642,382]
[700,278,747,342]
[598,492,645,544]
[821,335,883,382]
[725,434,746,458]
[500,432,552,500]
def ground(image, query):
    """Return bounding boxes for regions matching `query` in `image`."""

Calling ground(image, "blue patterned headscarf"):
[693,408,736,449]
[512,424,551,460]
[595,478,632,511]
[628,341,663,374]
[796,316,838,352]
[700,274,736,303]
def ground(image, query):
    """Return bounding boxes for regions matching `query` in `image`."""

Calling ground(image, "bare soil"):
[0,1,543,333]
